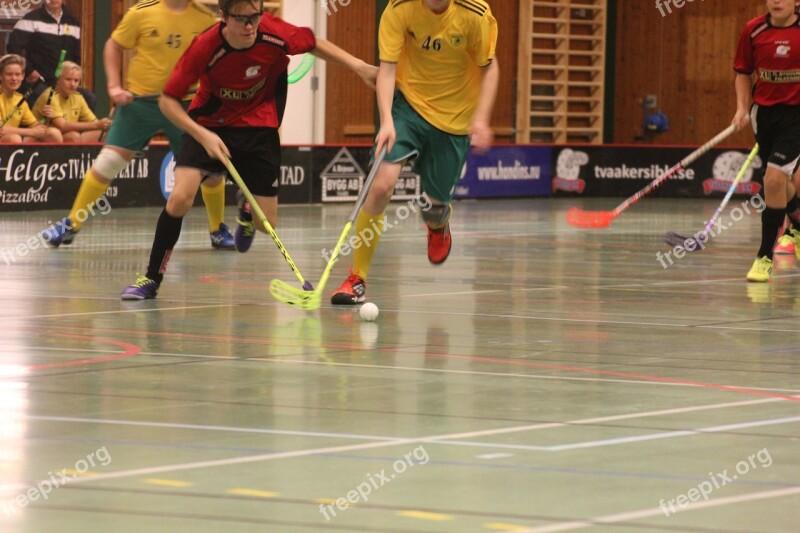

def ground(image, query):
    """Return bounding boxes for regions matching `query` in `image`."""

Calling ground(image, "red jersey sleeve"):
[163,32,212,100]
[734,18,759,75]
[267,17,316,55]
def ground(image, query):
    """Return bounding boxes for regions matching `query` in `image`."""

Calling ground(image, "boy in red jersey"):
[121,0,376,299]
[734,0,800,281]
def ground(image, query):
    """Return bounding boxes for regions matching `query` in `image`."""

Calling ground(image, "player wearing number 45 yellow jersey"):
[41,0,235,250]
[332,0,499,305]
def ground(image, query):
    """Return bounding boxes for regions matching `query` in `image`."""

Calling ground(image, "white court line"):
[8,303,238,321]
[155,354,800,394]
[515,486,800,533]
[424,415,800,452]
[28,416,402,443]
[22,350,800,395]
[37,397,790,487]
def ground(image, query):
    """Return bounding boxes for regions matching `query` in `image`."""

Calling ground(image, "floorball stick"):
[269,147,387,310]
[223,156,313,291]
[566,124,737,229]
[664,144,759,250]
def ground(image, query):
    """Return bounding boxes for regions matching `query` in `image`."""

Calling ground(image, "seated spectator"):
[0,54,61,143]
[32,61,111,142]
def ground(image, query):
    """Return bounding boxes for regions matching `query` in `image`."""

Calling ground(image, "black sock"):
[757,207,786,259]
[146,209,183,284]
[786,196,800,231]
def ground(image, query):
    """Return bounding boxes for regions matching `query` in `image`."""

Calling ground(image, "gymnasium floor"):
[0,198,798,532]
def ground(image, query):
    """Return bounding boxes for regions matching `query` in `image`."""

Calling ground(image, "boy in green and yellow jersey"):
[332,0,499,304]
[41,0,235,250]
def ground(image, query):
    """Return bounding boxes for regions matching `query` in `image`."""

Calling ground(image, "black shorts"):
[751,103,800,174]
[175,127,280,197]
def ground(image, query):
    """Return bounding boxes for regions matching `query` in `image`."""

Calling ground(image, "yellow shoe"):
[774,233,795,255]
[791,228,800,260]
[746,256,773,282]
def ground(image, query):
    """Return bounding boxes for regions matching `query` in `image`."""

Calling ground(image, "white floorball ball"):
[359,302,379,321]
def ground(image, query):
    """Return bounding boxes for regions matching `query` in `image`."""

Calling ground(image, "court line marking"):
[26,335,141,371]
[8,304,238,321]
[31,397,789,476]
[23,350,800,395]
[47,404,800,488]
[432,415,800,453]
[515,486,800,532]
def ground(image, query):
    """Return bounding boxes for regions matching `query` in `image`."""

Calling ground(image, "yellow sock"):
[68,170,109,231]
[201,180,226,232]
[353,209,385,280]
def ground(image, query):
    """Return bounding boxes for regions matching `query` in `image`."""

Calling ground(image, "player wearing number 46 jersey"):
[331,0,499,305]
[40,0,235,250]
[733,0,800,282]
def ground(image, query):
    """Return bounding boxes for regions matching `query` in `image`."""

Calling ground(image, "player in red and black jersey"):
[121,0,377,300]
[733,0,800,282]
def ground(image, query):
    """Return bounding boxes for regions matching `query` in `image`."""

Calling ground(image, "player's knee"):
[165,189,195,216]
[421,203,452,229]
[92,148,130,182]
[370,179,395,203]
[63,131,81,143]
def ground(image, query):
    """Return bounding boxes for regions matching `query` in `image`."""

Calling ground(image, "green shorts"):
[104,97,188,153]
[383,92,470,203]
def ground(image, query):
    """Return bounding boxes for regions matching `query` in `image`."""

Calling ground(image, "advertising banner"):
[455,145,552,199]
[551,146,763,198]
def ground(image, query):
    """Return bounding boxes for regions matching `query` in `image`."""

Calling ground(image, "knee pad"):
[422,203,452,228]
[93,148,130,181]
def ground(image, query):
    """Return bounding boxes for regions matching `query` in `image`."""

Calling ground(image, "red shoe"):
[331,268,366,305]
[427,223,452,265]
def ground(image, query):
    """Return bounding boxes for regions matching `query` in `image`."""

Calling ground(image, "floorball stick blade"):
[664,231,704,252]
[269,279,320,310]
[566,207,615,229]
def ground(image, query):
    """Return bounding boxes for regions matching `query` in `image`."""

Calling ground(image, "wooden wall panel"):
[489,0,518,141]
[324,0,378,144]
[324,0,518,144]
[614,1,763,146]
[64,0,95,90]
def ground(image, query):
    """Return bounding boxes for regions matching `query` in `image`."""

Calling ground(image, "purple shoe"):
[120,275,159,300]
[235,190,255,253]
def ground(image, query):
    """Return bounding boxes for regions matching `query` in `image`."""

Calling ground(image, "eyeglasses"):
[227,11,263,26]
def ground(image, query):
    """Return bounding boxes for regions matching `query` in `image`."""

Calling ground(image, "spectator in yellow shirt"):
[0,54,61,143]
[33,62,111,142]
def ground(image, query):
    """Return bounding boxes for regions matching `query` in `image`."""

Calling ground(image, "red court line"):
[420,351,800,403]
[27,334,142,371]
[19,325,800,402]
[198,273,266,288]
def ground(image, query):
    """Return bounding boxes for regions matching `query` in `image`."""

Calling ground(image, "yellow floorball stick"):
[223,156,313,291]
[269,147,387,310]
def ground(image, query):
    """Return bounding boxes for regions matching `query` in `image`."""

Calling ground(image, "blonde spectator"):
[0,54,61,143]
[32,61,111,142]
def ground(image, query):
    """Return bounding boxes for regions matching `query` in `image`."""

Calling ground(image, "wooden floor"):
[0,198,798,532]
